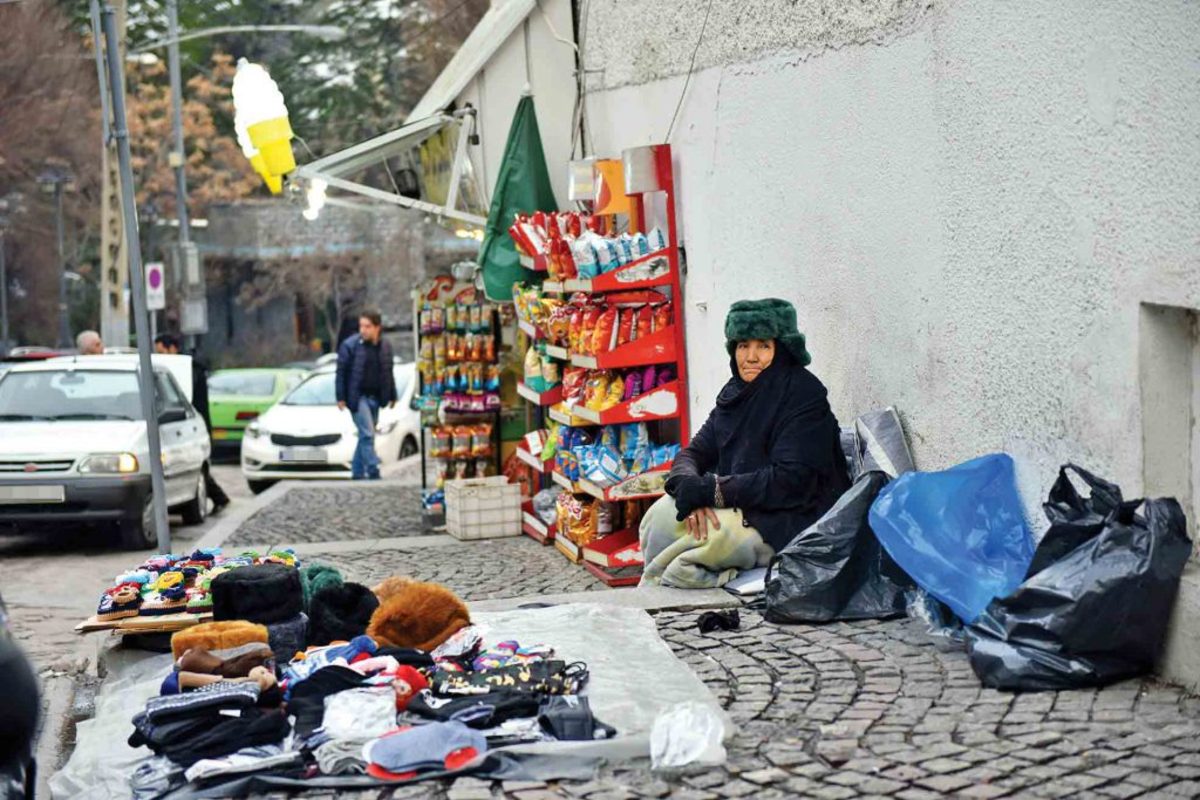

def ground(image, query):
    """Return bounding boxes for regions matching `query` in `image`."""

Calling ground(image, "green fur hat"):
[724,298,811,366]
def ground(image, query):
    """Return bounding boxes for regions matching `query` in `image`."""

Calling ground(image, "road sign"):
[181,294,208,334]
[146,261,165,310]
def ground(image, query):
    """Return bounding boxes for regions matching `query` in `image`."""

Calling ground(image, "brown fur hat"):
[366,578,470,652]
[170,619,269,660]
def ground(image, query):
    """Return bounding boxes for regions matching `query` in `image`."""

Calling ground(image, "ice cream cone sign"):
[233,58,293,193]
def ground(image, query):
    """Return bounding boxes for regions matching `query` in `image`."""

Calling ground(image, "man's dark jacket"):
[335,334,397,410]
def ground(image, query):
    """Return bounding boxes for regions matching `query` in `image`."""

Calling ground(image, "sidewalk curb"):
[35,674,78,800]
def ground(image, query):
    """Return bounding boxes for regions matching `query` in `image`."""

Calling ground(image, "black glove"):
[673,474,716,521]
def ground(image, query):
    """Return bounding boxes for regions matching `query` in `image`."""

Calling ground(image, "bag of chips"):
[591,307,618,354]
[604,375,624,409]
[431,427,451,458]
[600,425,620,452]
[547,305,571,347]
[653,302,671,332]
[622,370,643,402]
[634,306,653,341]
[579,306,603,355]
[616,309,633,348]
[584,372,611,411]
[451,426,472,458]
[562,367,588,405]
[524,346,543,390]
[573,234,601,279]
[541,352,560,387]
[568,306,584,353]
[471,424,493,457]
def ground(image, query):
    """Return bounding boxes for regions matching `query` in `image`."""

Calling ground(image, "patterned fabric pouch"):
[431,660,589,696]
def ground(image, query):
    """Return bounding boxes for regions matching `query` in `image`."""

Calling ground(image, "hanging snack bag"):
[547,305,571,347]
[618,233,635,264]
[471,424,493,457]
[579,306,603,355]
[653,302,672,332]
[451,426,472,459]
[584,372,611,411]
[523,346,542,390]
[622,370,643,402]
[620,423,648,461]
[596,237,622,274]
[541,352,560,387]
[632,231,651,257]
[604,375,625,409]
[485,365,501,392]
[561,367,588,406]
[573,234,601,279]
[485,335,496,363]
[591,307,619,354]
[616,309,634,348]
[568,306,585,353]
[634,306,653,341]
[431,427,451,458]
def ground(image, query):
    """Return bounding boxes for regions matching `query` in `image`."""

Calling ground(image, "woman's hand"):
[673,474,716,520]
[685,508,722,542]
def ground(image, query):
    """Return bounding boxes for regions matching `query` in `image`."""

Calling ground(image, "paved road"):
[0,464,250,672]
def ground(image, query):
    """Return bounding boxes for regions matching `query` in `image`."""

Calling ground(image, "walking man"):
[336,309,397,480]
[155,333,230,513]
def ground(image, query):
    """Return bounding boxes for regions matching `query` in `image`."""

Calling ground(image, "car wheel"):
[117,496,157,550]
[247,479,276,495]
[180,469,208,526]
[399,435,419,459]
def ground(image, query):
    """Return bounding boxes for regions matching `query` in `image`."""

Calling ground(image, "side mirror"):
[159,408,188,425]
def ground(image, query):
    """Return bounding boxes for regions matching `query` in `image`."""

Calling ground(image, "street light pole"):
[164,0,199,349]
[52,181,70,349]
[99,3,172,553]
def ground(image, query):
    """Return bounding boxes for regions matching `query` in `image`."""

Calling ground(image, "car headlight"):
[376,419,398,435]
[79,453,139,474]
[246,421,265,439]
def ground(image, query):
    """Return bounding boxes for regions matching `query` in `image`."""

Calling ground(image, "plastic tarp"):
[965,465,1193,690]
[52,604,727,799]
[764,471,912,623]
[869,453,1035,623]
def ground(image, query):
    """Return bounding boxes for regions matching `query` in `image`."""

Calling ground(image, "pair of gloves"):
[668,474,718,522]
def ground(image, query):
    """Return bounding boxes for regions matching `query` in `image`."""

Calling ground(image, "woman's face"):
[735,339,775,382]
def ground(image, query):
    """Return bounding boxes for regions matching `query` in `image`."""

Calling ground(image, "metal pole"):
[101,4,171,553]
[53,183,71,349]
[165,0,197,351]
[0,230,8,358]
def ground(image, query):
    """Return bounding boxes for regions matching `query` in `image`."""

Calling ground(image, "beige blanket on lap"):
[639,495,773,589]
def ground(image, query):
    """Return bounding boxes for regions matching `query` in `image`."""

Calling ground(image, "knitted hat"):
[308,583,380,648]
[299,564,344,612]
[724,298,811,366]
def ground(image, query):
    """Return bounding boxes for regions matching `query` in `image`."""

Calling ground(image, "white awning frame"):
[292,109,488,227]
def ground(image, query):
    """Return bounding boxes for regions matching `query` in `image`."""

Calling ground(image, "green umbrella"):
[477,94,559,301]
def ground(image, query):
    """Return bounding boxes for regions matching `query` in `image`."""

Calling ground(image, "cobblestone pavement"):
[225,485,425,546]
[316,609,1200,800]
[309,537,605,600]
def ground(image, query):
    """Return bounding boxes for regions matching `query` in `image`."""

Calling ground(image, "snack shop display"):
[508,144,689,586]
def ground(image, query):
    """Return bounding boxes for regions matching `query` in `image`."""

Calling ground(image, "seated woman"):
[640,298,851,589]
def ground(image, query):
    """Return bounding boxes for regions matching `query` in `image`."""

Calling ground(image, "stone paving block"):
[916,774,974,793]
[955,785,1010,799]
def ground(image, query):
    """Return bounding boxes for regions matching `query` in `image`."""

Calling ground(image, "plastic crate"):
[444,476,522,540]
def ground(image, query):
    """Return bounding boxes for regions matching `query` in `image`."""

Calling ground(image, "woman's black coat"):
[667,351,850,551]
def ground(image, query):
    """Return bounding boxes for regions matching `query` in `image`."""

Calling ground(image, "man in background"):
[76,330,103,354]
[155,333,230,513]
[336,309,397,480]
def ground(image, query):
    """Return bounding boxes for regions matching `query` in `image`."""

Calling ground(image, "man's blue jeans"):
[351,396,381,479]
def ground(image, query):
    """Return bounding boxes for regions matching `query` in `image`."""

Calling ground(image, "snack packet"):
[653,302,671,332]
[451,426,472,458]
[616,309,633,348]
[579,306,603,355]
[541,352,560,387]
[622,370,643,402]
[524,346,543,389]
[573,234,600,278]
[591,307,618,354]
[584,372,612,411]
[561,367,588,405]
[634,306,653,341]
[568,306,584,353]
[603,375,624,409]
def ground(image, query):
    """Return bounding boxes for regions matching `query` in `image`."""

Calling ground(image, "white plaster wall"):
[454,0,577,209]
[582,1,1200,517]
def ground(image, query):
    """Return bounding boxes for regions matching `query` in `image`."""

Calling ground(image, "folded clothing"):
[364,722,486,778]
[321,687,397,740]
[287,665,368,739]
[143,681,260,723]
[212,564,302,625]
[267,612,307,662]
[177,644,275,679]
[283,636,377,689]
[313,739,367,776]
[130,707,290,768]
[407,689,539,729]
[431,660,589,697]
[308,582,379,647]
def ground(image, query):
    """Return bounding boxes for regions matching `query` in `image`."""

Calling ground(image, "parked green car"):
[208,368,307,450]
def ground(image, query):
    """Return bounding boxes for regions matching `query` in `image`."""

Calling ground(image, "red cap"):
[392,665,429,711]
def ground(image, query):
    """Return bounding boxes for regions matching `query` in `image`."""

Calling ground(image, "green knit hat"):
[724,298,811,366]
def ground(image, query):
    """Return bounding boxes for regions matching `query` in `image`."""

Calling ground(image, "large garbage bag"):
[868,453,1035,623]
[853,408,915,479]
[765,472,912,623]
[965,465,1192,691]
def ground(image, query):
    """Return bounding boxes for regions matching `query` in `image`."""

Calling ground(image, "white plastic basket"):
[444,476,522,540]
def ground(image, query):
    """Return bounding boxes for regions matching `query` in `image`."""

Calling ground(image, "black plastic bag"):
[965,464,1192,691]
[764,471,912,623]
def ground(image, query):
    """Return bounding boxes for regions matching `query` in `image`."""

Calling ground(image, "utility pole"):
[96,0,130,349]
[166,0,206,347]
[99,3,171,553]
[37,168,75,349]
[0,229,7,358]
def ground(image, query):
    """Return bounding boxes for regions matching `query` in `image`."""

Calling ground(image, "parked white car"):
[240,363,420,492]
[0,356,212,549]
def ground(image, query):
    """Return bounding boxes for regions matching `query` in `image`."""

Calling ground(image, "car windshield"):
[0,369,142,420]
[283,372,336,406]
[209,372,276,397]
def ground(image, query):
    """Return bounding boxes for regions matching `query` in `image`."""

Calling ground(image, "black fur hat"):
[307,582,380,647]
[211,564,302,625]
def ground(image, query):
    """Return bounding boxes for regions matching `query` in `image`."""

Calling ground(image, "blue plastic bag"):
[868,453,1034,623]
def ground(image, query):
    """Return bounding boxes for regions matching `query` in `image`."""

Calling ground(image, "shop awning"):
[292,110,488,227]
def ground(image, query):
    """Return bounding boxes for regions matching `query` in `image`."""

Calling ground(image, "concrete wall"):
[580,0,1200,521]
